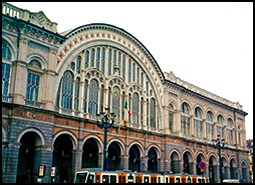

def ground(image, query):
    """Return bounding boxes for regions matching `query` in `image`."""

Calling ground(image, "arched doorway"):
[183,152,192,174]
[108,142,121,171]
[148,147,158,172]
[52,134,73,183]
[170,151,180,173]
[241,162,248,182]
[196,154,206,175]
[82,138,99,168]
[230,158,238,179]
[208,156,216,183]
[129,145,140,172]
[16,131,41,183]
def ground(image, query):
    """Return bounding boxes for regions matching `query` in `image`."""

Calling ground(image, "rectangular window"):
[26,73,40,101]
[194,119,202,138]
[206,123,213,140]
[169,113,173,132]
[181,115,190,136]
[2,63,11,98]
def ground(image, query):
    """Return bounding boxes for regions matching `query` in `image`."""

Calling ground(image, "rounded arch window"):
[217,115,224,125]
[181,102,190,115]
[194,107,203,118]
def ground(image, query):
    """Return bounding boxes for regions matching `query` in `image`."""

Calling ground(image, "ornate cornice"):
[164,71,247,115]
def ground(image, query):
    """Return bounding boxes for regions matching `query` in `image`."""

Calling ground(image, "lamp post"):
[212,134,225,183]
[96,107,116,171]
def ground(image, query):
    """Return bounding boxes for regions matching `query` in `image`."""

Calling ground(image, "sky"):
[8,2,253,139]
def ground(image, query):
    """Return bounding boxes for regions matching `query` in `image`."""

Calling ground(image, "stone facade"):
[2,2,250,183]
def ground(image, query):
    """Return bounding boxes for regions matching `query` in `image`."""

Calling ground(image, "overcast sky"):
[8,2,253,139]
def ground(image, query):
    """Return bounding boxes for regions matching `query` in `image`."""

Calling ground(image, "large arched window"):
[55,45,159,131]
[181,102,190,137]
[88,79,99,115]
[61,71,74,109]
[206,111,214,141]
[194,107,203,138]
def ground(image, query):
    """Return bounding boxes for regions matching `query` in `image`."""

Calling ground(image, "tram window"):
[96,174,100,183]
[136,175,142,183]
[176,177,180,183]
[88,174,95,183]
[188,176,191,183]
[128,174,134,183]
[182,177,187,183]
[165,177,168,183]
[202,178,205,183]
[144,176,149,183]
[102,175,109,183]
[192,177,197,183]
[110,175,117,183]
[75,173,87,183]
[151,176,156,183]
[198,178,202,183]
[158,176,161,183]
[170,177,175,183]
[118,175,125,183]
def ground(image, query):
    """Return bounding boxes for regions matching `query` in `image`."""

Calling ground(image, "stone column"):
[158,158,164,172]
[11,45,28,105]
[42,48,57,111]
[214,165,220,183]
[225,166,230,179]
[179,161,183,173]
[164,158,170,173]
[190,161,196,175]
[202,119,206,139]
[190,116,194,137]
[213,122,217,139]
[175,110,181,136]
[123,155,129,171]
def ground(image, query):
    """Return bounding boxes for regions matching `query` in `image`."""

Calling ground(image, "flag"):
[124,100,131,116]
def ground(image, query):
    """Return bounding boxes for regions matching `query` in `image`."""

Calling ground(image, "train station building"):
[2,2,250,183]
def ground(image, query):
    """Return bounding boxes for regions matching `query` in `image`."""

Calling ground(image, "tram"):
[73,168,209,183]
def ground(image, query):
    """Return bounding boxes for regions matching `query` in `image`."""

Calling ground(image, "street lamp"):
[96,107,116,171]
[212,134,225,183]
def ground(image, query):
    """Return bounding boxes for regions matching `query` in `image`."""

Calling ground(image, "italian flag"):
[124,100,131,116]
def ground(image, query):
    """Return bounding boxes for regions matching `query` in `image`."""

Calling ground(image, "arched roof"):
[57,23,165,81]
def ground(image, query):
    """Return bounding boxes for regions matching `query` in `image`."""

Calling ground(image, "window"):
[217,115,224,137]
[74,77,80,110]
[55,45,158,131]
[227,118,234,145]
[90,48,95,67]
[2,63,11,99]
[150,98,156,127]
[169,113,173,132]
[76,56,81,74]
[2,42,11,60]
[132,92,139,124]
[112,86,120,118]
[88,79,99,114]
[2,42,12,102]
[61,71,73,109]
[181,103,190,136]
[194,107,202,138]
[206,111,214,140]
[26,73,40,101]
